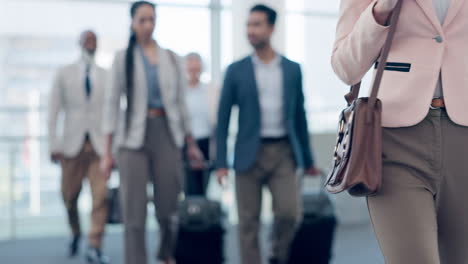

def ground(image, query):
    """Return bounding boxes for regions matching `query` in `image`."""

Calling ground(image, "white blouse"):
[433,0,451,98]
[185,83,213,139]
[433,0,451,23]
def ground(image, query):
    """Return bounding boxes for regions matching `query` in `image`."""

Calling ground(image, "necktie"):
[85,65,91,98]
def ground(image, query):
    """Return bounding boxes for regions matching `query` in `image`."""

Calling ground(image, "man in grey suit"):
[48,30,109,264]
[216,4,319,264]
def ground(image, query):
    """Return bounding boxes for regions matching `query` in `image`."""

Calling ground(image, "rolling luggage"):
[175,196,225,264]
[106,187,122,224]
[288,174,337,264]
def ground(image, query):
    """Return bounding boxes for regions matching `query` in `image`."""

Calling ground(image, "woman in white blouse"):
[184,53,215,196]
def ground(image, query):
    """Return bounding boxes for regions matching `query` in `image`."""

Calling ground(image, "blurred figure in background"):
[48,30,109,264]
[184,52,215,196]
[100,2,204,264]
[216,4,319,264]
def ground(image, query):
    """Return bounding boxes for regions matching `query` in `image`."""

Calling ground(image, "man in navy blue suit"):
[215,4,319,264]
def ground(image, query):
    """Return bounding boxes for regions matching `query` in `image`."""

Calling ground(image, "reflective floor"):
[0,223,382,264]
[0,168,384,263]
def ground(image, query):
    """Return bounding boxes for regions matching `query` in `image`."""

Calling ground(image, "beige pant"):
[236,140,301,264]
[61,140,108,248]
[368,108,468,264]
[118,116,183,264]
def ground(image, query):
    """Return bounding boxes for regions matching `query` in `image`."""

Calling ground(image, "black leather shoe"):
[69,234,81,258]
[86,247,110,264]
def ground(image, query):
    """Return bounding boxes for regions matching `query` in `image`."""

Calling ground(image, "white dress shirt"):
[433,0,451,98]
[252,53,287,138]
[185,83,213,139]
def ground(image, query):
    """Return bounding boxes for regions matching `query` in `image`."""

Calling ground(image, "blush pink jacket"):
[332,0,468,127]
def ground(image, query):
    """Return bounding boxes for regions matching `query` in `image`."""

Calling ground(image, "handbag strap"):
[345,0,403,106]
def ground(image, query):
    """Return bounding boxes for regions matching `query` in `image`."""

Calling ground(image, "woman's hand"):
[101,135,114,181]
[186,143,205,170]
[374,0,399,26]
[216,168,229,187]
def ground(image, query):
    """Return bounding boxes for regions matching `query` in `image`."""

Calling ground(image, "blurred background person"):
[47,30,109,264]
[184,52,215,196]
[216,4,319,264]
[100,2,204,264]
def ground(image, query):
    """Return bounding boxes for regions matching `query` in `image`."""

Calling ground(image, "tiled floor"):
[0,223,383,264]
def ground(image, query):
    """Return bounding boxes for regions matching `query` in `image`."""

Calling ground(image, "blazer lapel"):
[443,0,465,28]
[88,64,98,103]
[280,57,292,118]
[246,56,261,111]
[73,62,87,104]
[415,0,444,33]
[157,47,173,104]
[133,47,148,105]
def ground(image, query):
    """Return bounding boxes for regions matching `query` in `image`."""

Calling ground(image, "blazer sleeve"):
[47,70,65,154]
[331,0,391,85]
[102,53,124,135]
[215,64,236,169]
[295,65,315,169]
[174,53,192,137]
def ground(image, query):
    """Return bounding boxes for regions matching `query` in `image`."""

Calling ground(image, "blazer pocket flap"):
[374,62,411,72]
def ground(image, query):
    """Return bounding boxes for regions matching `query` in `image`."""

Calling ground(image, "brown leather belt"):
[148,108,166,118]
[431,98,446,109]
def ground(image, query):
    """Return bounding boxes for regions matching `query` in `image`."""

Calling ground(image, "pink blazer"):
[332,0,468,127]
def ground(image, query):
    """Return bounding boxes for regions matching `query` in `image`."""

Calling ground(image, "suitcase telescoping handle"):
[303,169,329,195]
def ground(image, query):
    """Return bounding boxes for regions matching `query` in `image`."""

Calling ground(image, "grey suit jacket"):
[216,55,314,172]
[102,46,191,150]
[48,60,108,157]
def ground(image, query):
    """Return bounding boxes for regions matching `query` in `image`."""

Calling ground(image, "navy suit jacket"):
[215,55,314,173]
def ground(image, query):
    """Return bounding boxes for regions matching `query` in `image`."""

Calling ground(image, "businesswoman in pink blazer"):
[332,0,468,263]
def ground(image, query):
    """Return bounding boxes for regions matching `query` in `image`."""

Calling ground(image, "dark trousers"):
[184,137,211,196]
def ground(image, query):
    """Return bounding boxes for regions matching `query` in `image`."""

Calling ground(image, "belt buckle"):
[148,109,164,118]
[430,97,441,110]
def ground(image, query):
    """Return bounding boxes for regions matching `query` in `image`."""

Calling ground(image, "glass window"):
[156,6,211,79]
[286,15,341,132]
[286,6,372,133]
[287,0,340,13]
[221,9,233,72]
[156,0,210,6]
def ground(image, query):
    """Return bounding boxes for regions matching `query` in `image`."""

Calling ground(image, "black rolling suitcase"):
[288,174,337,264]
[175,196,225,264]
[106,187,122,224]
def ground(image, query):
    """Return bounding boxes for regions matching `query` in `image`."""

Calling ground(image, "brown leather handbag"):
[326,1,403,197]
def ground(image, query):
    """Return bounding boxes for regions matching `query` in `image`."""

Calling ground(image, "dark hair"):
[250,4,277,25]
[125,1,156,130]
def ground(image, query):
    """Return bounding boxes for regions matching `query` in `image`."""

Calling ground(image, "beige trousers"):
[368,108,468,264]
[236,140,301,264]
[61,140,108,248]
[118,116,183,264]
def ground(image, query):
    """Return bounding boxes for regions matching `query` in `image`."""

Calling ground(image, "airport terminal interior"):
[0,0,381,263]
